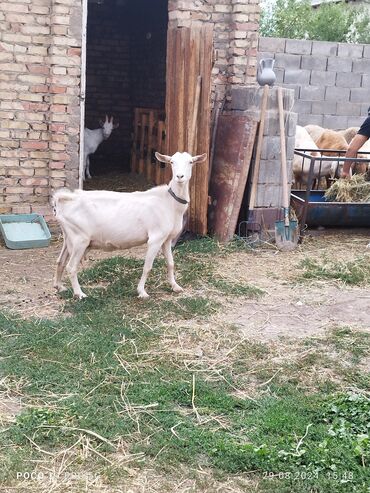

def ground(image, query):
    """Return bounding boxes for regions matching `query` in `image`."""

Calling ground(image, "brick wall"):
[258,37,370,129]
[0,0,81,218]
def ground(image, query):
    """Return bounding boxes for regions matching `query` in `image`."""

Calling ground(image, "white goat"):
[294,126,335,188]
[53,151,207,299]
[83,115,119,180]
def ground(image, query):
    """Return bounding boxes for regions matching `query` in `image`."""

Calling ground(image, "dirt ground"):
[0,228,369,493]
[0,228,369,334]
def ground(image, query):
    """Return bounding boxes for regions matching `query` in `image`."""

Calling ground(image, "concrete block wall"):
[230,85,297,208]
[258,37,370,129]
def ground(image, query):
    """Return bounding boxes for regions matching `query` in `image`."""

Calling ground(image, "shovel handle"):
[277,86,289,210]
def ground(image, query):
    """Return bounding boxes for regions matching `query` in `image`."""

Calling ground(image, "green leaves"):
[260,0,370,43]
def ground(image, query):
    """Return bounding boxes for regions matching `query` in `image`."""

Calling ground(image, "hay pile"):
[325,174,370,202]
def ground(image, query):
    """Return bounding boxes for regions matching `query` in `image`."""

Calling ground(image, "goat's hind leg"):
[54,239,70,293]
[162,239,183,293]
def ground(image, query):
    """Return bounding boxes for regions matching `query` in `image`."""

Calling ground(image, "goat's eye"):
[170,160,174,164]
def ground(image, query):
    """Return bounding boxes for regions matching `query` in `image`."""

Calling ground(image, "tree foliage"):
[260,0,370,43]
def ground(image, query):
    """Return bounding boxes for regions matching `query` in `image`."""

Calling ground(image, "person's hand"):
[340,169,352,179]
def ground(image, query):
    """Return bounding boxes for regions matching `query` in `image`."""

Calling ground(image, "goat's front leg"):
[53,239,69,292]
[137,240,162,299]
[162,239,183,293]
[85,155,92,179]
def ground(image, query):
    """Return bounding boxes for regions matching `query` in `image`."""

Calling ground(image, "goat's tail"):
[52,188,76,215]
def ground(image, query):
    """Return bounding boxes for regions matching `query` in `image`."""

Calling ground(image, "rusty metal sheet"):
[208,114,258,242]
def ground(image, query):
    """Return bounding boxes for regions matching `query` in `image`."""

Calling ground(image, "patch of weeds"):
[210,278,264,298]
[327,326,370,364]
[299,255,370,285]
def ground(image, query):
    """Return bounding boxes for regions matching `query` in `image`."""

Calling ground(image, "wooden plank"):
[208,114,258,242]
[155,120,165,185]
[138,113,147,175]
[193,25,213,235]
[146,110,154,182]
[165,25,213,234]
[131,107,140,173]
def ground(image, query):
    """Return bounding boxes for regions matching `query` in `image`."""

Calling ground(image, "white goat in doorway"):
[83,115,119,180]
[53,151,207,299]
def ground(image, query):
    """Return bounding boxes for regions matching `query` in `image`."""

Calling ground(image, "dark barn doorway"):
[84,0,168,187]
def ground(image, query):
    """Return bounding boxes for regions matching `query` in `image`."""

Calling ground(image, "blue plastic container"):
[0,214,51,249]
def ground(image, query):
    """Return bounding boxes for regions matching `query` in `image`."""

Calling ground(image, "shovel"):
[275,86,299,251]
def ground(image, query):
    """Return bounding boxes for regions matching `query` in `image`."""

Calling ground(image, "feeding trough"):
[0,214,51,250]
[291,190,370,229]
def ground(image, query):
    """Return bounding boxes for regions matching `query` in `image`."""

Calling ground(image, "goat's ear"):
[99,119,104,127]
[113,121,119,129]
[155,152,172,164]
[192,153,207,164]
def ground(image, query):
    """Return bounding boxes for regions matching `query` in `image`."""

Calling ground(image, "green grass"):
[299,255,370,285]
[0,239,369,492]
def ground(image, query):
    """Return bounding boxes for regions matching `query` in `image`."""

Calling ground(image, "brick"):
[21,140,48,150]
[284,69,310,85]
[0,52,14,62]
[353,59,370,74]
[337,43,364,59]
[274,53,301,70]
[336,102,361,117]
[285,39,312,55]
[21,25,50,35]
[0,3,29,13]
[311,41,337,56]
[1,121,29,130]
[310,70,336,86]
[336,72,362,88]
[0,63,26,72]
[323,115,348,129]
[311,101,336,115]
[18,93,43,102]
[2,33,32,44]
[363,45,370,59]
[325,86,350,102]
[50,85,66,94]
[350,87,370,103]
[297,113,323,126]
[31,84,49,93]
[26,64,50,75]
[301,55,327,71]
[327,57,352,73]
[300,85,325,101]
[12,205,32,214]
[20,178,48,186]
[258,37,286,53]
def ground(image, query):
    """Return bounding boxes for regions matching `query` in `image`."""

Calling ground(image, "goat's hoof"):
[172,284,183,293]
[54,284,67,293]
[138,291,149,299]
[75,292,87,300]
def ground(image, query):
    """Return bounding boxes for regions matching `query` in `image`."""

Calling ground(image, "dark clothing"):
[358,116,370,138]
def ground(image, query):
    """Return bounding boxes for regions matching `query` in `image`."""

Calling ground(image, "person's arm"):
[341,134,369,178]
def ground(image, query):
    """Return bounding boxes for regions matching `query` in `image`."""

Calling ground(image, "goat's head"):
[155,152,207,183]
[99,115,119,140]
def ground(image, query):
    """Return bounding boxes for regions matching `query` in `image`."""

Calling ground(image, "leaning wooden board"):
[208,115,258,242]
